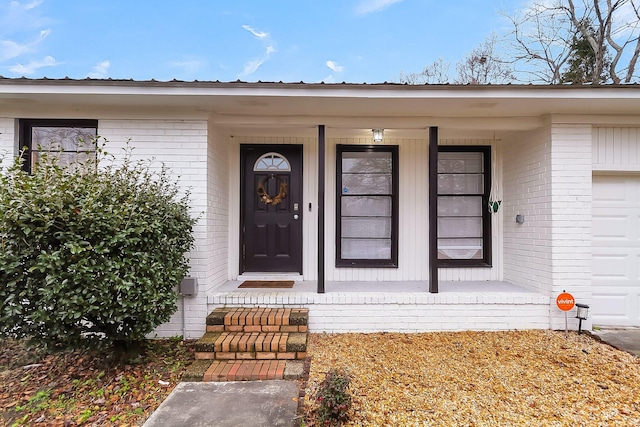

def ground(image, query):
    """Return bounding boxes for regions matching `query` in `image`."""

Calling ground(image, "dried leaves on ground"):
[305,330,640,426]
[0,338,195,427]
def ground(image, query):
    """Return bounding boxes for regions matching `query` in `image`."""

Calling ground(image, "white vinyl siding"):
[593,127,640,172]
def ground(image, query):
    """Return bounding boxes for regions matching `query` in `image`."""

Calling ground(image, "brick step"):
[195,331,307,360]
[206,307,308,333]
[184,359,304,382]
[206,360,285,381]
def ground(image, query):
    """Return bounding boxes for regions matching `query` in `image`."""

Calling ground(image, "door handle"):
[293,214,299,220]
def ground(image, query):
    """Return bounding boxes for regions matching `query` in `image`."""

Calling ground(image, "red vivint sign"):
[556,292,575,311]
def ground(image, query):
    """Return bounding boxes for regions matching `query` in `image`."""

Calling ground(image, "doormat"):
[238,280,295,289]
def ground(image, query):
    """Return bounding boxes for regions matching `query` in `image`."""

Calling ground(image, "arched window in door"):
[253,152,291,172]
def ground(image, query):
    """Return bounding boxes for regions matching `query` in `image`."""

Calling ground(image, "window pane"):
[438,152,483,173]
[438,217,483,238]
[253,152,291,171]
[438,196,483,216]
[438,238,483,260]
[437,147,490,264]
[438,174,483,194]
[30,152,95,173]
[341,196,392,217]
[342,152,392,173]
[32,127,96,151]
[342,173,391,195]
[341,238,391,259]
[342,217,391,238]
[337,146,397,266]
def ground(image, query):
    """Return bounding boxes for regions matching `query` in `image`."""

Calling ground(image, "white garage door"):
[592,175,640,327]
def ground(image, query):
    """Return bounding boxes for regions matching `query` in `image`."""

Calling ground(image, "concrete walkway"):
[592,328,640,356]
[142,381,300,427]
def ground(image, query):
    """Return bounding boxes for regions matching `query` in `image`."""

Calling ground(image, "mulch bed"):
[304,330,640,426]
[4,330,640,426]
[0,339,195,427]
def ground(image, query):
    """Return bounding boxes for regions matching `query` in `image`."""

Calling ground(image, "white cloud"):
[9,54,56,75]
[238,24,276,78]
[24,0,43,10]
[0,27,50,61]
[356,0,404,15]
[323,74,336,83]
[240,57,268,77]
[2,0,47,31]
[242,25,269,39]
[239,45,275,78]
[169,59,204,76]
[87,60,110,78]
[1,39,30,61]
[326,60,344,73]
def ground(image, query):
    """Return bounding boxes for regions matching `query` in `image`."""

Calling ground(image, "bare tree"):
[566,0,640,83]
[505,0,640,84]
[398,36,514,85]
[454,34,515,84]
[399,58,451,84]
[502,4,576,83]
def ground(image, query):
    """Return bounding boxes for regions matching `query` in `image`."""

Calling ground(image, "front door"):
[241,145,303,273]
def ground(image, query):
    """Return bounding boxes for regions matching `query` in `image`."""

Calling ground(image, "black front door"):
[241,145,303,273]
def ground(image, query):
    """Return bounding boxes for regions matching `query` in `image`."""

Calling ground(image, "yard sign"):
[556,292,575,311]
[556,291,575,334]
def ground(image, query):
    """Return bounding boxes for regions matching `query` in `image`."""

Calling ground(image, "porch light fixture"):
[575,303,589,334]
[372,129,384,142]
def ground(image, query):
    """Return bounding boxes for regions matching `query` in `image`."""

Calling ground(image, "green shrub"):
[314,368,353,426]
[0,139,197,351]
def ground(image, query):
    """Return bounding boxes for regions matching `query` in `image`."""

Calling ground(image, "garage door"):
[592,175,640,326]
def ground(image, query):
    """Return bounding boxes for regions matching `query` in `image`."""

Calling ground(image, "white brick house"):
[1,79,639,337]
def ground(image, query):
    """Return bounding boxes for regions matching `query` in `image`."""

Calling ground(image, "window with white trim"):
[19,119,98,173]
[437,146,492,267]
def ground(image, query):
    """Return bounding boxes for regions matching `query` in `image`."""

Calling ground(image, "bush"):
[0,140,197,351]
[314,368,353,426]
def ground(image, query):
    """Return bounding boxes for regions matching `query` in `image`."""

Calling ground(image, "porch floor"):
[214,280,539,294]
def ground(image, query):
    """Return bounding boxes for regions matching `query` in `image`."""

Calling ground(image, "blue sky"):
[0,0,521,83]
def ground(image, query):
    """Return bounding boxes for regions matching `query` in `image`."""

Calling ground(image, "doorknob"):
[293,214,299,220]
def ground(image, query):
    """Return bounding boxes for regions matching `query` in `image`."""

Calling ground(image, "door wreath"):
[257,175,287,205]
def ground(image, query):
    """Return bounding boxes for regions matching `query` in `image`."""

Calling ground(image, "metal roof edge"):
[0,76,639,91]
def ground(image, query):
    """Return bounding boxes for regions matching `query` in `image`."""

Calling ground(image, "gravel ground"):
[304,330,640,426]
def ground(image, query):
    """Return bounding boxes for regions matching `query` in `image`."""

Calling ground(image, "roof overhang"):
[2,79,640,138]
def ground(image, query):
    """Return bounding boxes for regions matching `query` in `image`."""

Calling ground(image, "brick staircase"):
[185,307,308,382]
